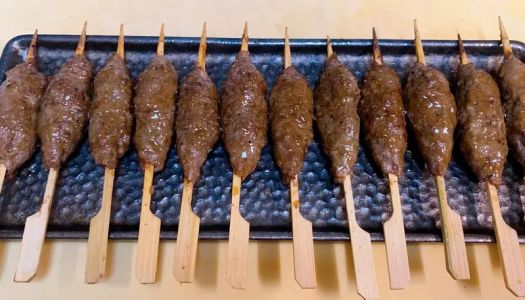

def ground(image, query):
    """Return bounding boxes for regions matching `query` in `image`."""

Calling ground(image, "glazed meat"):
[176,68,219,182]
[498,55,525,168]
[315,54,360,184]
[0,62,46,174]
[404,63,457,176]
[134,55,178,172]
[270,66,313,183]
[89,54,133,169]
[456,63,507,185]
[360,63,407,176]
[220,51,267,179]
[38,55,93,169]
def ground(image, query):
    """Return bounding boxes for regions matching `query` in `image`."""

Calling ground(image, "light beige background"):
[0,0,525,299]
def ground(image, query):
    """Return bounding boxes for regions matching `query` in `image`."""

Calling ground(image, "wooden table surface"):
[1,0,525,299]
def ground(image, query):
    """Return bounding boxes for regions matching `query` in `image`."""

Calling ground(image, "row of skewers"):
[0,18,524,299]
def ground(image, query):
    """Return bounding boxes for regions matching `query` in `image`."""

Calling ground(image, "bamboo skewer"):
[14,23,88,283]
[135,25,165,284]
[499,17,513,58]
[84,24,125,284]
[226,22,251,289]
[0,29,39,194]
[414,20,470,280]
[327,35,379,298]
[227,173,249,289]
[371,28,410,289]
[486,183,525,296]
[486,22,525,296]
[173,22,207,283]
[14,168,59,282]
[343,176,379,300]
[284,28,317,289]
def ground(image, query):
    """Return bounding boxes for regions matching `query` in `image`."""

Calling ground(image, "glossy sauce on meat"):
[38,55,93,169]
[456,63,507,185]
[220,51,267,179]
[89,54,133,169]
[498,55,525,168]
[176,68,219,182]
[315,54,360,184]
[134,55,178,172]
[269,66,313,183]
[0,62,46,174]
[360,63,407,176]
[404,63,456,176]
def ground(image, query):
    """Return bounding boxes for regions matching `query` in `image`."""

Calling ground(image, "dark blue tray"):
[0,34,524,242]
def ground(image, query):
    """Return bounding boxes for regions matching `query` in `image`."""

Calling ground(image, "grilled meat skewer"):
[0,30,46,191]
[174,22,220,283]
[15,23,93,282]
[359,28,410,289]
[316,37,379,300]
[404,20,469,280]
[135,24,178,284]
[222,23,267,289]
[269,28,316,288]
[85,24,132,284]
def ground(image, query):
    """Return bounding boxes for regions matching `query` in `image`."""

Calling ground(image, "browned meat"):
[269,66,313,183]
[456,63,507,185]
[89,54,133,169]
[404,63,457,176]
[134,55,178,172]
[38,55,93,169]
[360,63,407,176]
[176,68,219,182]
[0,62,46,174]
[498,55,525,168]
[220,51,267,179]
[315,54,360,184]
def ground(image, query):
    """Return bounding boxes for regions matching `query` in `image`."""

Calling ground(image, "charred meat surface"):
[404,63,456,176]
[89,54,133,169]
[498,55,525,168]
[220,51,267,179]
[0,62,46,174]
[176,68,219,182]
[269,66,313,183]
[315,54,360,184]
[38,55,93,169]
[456,63,507,185]
[360,63,407,176]
[134,55,178,172]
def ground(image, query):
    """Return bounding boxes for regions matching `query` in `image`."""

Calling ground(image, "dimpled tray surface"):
[0,34,524,242]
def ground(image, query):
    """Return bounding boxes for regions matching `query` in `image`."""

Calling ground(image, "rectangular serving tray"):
[0,34,524,243]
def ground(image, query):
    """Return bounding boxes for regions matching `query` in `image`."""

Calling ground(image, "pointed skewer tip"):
[241,22,249,52]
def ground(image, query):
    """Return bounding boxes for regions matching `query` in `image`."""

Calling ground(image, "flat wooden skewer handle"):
[14,168,59,282]
[135,164,161,284]
[227,174,250,289]
[326,35,333,58]
[344,175,379,300]
[0,164,6,193]
[435,175,470,279]
[383,174,410,289]
[290,176,317,288]
[173,180,200,282]
[486,182,525,296]
[85,167,115,283]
